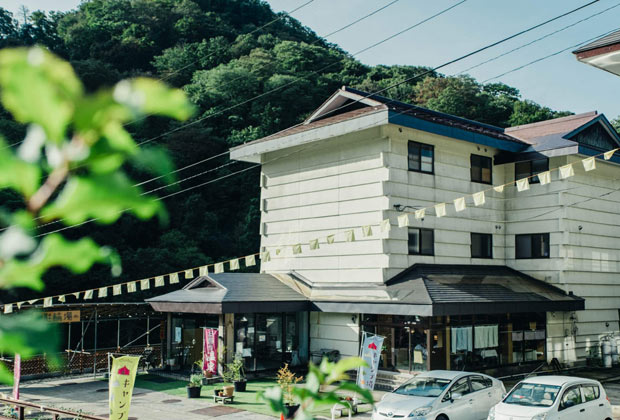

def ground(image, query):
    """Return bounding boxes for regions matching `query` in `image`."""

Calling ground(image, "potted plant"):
[226,357,247,392]
[277,363,303,418]
[221,366,236,397]
[186,373,203,398]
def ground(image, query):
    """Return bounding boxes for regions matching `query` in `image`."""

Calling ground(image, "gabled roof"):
[573,29,620,54]
[505,112,599,142]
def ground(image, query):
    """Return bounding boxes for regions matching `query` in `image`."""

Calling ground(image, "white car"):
[373,370,505,420]
[488,375,613,420]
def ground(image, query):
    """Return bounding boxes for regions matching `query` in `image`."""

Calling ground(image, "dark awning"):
[312,264,584,316]
[146,273,309,314]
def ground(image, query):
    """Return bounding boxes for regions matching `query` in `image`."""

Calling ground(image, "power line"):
[482,27,619,82]
[457,0,620,76]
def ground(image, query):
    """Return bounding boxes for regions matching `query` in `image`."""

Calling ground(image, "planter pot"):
[285,404,300,419]
[187,386,202,398]
[204,371,213,379]
[234,380,247,392]
[223,385,234,397]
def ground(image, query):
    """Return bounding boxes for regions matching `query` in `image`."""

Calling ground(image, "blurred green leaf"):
[73,91,133,147]
[113,77,195,121]
[131,147,177,185]
[0,311,59,358]
[325,357,366,384]
[41,173,165,224]
[0,137,41,198]
[0,47,82,143]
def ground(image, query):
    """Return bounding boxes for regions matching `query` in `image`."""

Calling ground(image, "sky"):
[5,0,620,119]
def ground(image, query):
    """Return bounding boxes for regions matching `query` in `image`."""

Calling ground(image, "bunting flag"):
[582,156,596,172]
[380,219,391,233]
[98,287,108,298]
[245,255,256,267]
[559,164,574,179]
[3,304,12,314]
[214,262,224,274]
[275,248,281,255]
[58,295,66,303]
[415,208,425,219]
[84,290,93,300]
[309,238,320,250]
[184,269,193,279]
[435,203,446,217]
[362,225,373,237]
[27,299,38,305]
[538,171,551,185]
[604,149,617,160]
[493,185,504,193]
[516,178,529,192]
[16,302,23,310]
[140,279,150,290]
[473,191,485,206]
[326,234,335,244]
[397,214,409,227]
[43,297,53,308]
[154,276,165,287]
[292,244,302,255]
[72,292,80,299]
[454,197,466,212]
[127,282,137,293]
[229,258,240,270]
[113,285,122,296]
[199,265,208,276]
[261,250,271,262]
[345,229,355,242]
[169,272,179,284]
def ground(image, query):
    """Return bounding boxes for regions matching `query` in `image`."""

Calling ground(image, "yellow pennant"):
[169,273,179,284]
[84,290,93,300]
[261,250,271,262]
[16,302,23,310]
[27,299,38,305]
[98,287,108,298]
[3,304,12,314]
[415,209,425,219]
[275,248,281,255]
[362,225,372,237]
[516,178,529,192]
[380,219,391,233]
[154,276,165,287]
[345,229,355,242]
[292,244,302,255]
[397,213,409,227]
[493,185,504,193]
[43,297,53,308]
[199,265,209,276]
[604,149,617,160]
[309,239,319,250]
[559,164,574,179]
[435,203,446,217]
[127,282,137,293]
[113,285,122,296]
[229,259,240,270]
[582,157,595,172]
[72,292,80,299]
[473,191,485,206]
[538,171,551,185]
[214,262,224,274]
[245,255,256,267]
[454,197,466,212]
[184,269,193,279]
[109,355,140,420]
[140,279,150,290]
[58,295,66,303]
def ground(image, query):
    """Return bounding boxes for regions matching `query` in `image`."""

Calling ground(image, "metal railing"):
[0,397,107,420]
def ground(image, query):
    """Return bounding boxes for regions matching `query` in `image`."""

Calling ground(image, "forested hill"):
[0,0,600,302]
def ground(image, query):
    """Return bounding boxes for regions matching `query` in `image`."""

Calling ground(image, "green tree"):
[508,100,572,126]
[611,116,620,134]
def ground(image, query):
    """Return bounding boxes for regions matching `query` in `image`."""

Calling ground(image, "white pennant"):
[3,304,12,314]
[169,272,179,284]
[229,259,240,270]
[538,171,551,185]
[435,203,446,217]
[380,219,391,233]
[58,295,66,303]
[27,299,38,305]
[292,244,302,255]
[214,262,224,274]
[397,214,410,227]
[84,290,93,300]
[245,255,256,267]
[559,164,574,179]
[98,287,108,298]
[309,239,319,250]
[326,235,335,244]
[261,250,271,262]
[43,297,53,307]
[345,229,355,242]
[140,279,150,290]
[155,276,165,287]
[582,157,596,172]
[473,191,485,206]
[184,269,193,279]
[415,209,425,219]
[199,265,209,276]
[493,185,504,193]
[604,149,617,160]
[127,282,137,293]
[113,284,122,296]
[16,302,23,310]
[72,292,80,299]
[454,197,466,212]
[516,178,529,191]
[362,225,373,237]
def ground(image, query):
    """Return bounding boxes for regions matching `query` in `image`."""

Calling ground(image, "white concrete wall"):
[309,312,360,359]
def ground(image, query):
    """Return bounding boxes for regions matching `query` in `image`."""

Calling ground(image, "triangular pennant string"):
[435,203,446,217]
[397,214,410,227]
[199,265,209,276]
[345,229,355,242]
[538,171,551,185]
[140,279,150,290]
[214,262,224,274]
[275,248,281,255]
[155,276,165,287]
[113,285,122,296]
[362,225,372,237]
[58,295,66,303]
[261,250,271,262]
[245,255,256,267]
[84,290,93,300]
[380,219,391,233]
[454,197,466,212]
[582,156,596,172]
[516,178,529,191]
[169,272,179,284]
[72,292,80,299]
[184,269,193,279]
[229,259,240,270]
[604,149,617,160]
[493,185,504,193]
[3,304,12,314]
[559,164,574,179]
[292,244,302,255]
[326,235,335,244]
[27,299,38,305]
[309,239,319,250]
[98,287,108,298]
[473,191,485,206]
[415,209,425,219]
[127,282,137,293]
[43,297,53,307]
[16,302,23,310]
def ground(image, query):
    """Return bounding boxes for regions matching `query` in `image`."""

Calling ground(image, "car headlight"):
[487,405,495,420]
[409,406,432,417]
[531,412,548,420]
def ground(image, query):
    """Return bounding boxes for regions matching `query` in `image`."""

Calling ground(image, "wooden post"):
[17,406,24,420]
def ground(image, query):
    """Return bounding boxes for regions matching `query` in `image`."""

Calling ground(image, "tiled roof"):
[573,29,620,54]
[505,112,598,143]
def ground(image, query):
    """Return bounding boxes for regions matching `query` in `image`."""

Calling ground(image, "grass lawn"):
[133,374,373,417]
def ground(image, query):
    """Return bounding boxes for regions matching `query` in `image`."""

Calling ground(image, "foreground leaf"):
[0,137,41,198]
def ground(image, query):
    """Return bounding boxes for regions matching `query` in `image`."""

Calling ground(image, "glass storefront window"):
[170,314,218,369]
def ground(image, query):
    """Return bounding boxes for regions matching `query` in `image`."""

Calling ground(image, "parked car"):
[373,370,505,420]
[488,375,613,420]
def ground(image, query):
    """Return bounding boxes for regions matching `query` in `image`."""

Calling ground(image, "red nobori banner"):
[203,328,218,375]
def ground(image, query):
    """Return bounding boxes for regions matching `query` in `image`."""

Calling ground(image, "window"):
[470,376,492,392]
[471,233,492,258]
[471,154,492,184]
[581,385,600,402]
[408,141,434,173]
[516,233,550,259]
[515,158,549,184]
[559,386,583,410]
[409,228,434,255]
[449,377,471,397]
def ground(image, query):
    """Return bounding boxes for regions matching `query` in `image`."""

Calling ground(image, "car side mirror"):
[451,392,462,402]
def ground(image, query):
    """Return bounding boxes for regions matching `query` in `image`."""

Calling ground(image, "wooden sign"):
[44,310,80,323]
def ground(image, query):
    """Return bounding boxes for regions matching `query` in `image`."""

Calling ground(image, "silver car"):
[372,370,505,420]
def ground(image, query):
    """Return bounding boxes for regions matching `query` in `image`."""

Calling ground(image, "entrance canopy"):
[147,273,309,314]
[313,264,584,316]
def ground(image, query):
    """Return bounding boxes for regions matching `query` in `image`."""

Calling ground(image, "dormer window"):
[408,141,434,174]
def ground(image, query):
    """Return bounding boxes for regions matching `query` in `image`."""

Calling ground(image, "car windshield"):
[504,382,561,407]
[394,377,451,398]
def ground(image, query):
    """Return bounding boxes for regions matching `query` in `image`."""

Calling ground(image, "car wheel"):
[436,415,449,420]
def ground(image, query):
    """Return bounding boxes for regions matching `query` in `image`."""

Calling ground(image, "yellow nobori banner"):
[109,355,140,420]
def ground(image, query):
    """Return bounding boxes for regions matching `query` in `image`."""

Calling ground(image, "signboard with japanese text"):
[109,355,140,420]
[356,333,384,391]
[44,310,80,323]
[203,328,218,375]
